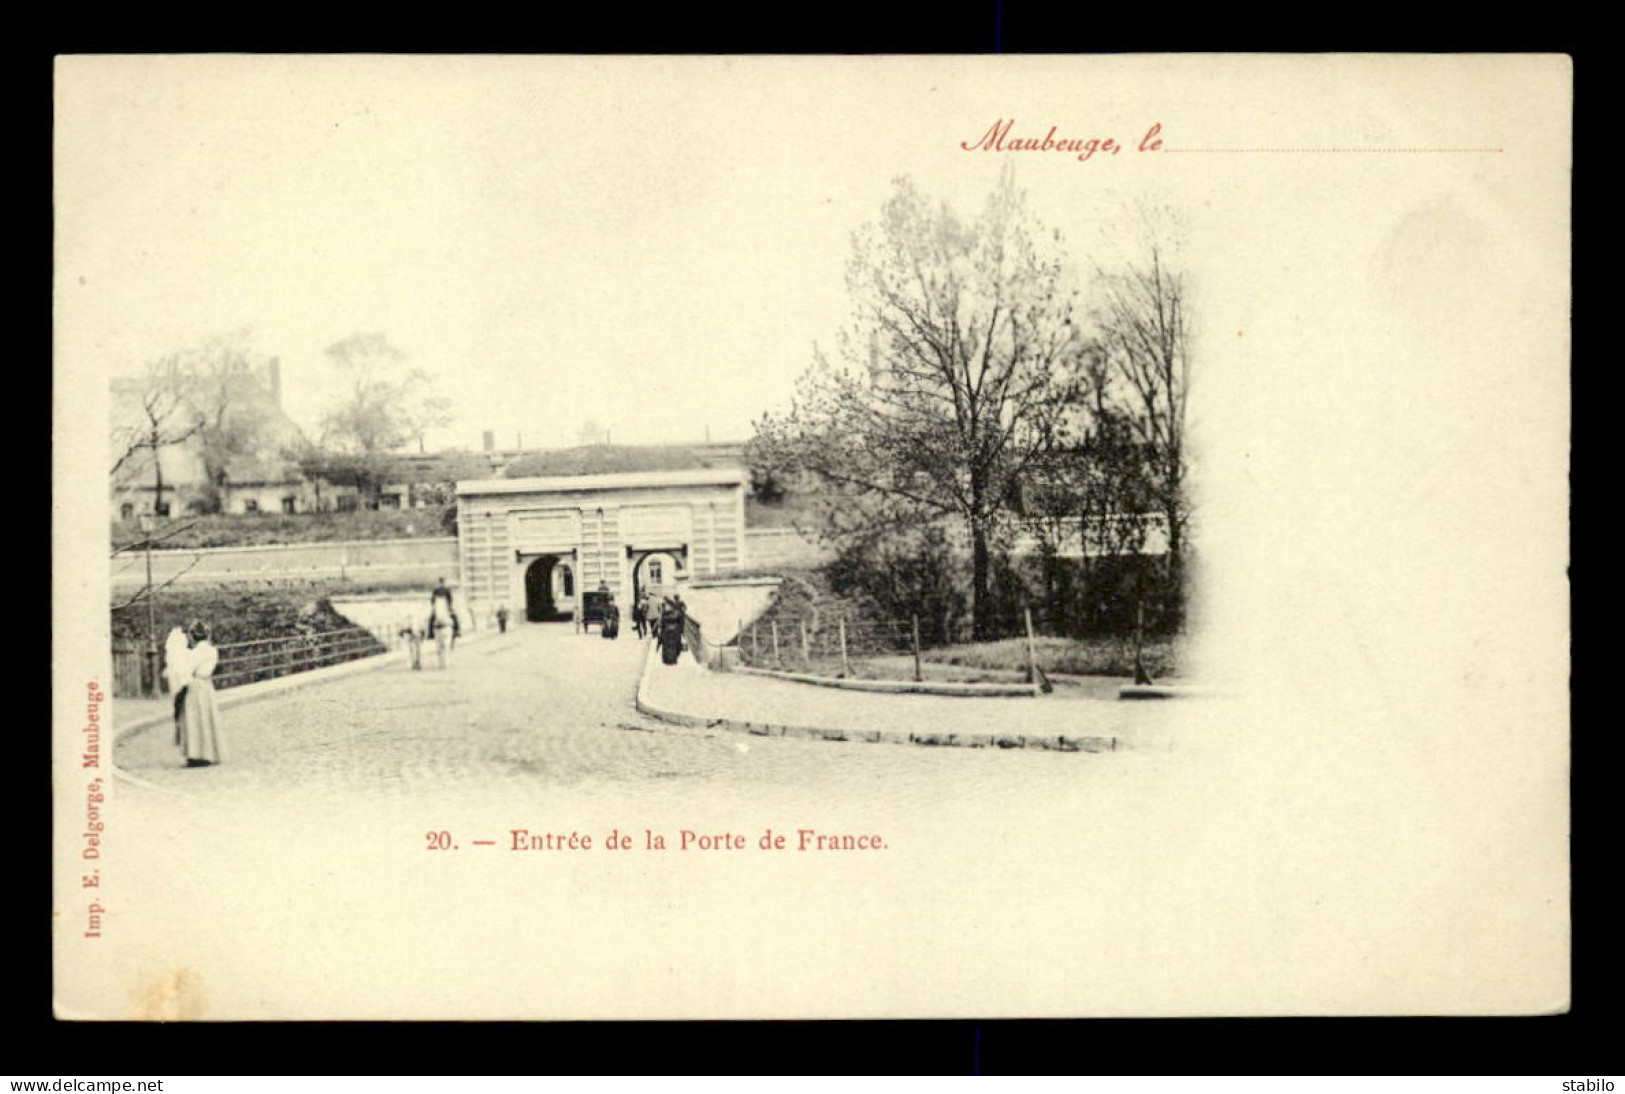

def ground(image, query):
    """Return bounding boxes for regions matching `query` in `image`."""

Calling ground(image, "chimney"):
[482,430,495,453]
[267,357,282,407]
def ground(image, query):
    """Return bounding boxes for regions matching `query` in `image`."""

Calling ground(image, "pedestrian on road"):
[496,606,509,634]
[401,625,424,670]
[631,593,648,639]
[427,611,454,669]
[659,595,687,666]
[178,620,225,767]
[431,576,460,641]
[164,625,192,742]
[601,594,620,640]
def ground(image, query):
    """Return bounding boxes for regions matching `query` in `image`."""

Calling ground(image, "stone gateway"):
[454,469,747,627]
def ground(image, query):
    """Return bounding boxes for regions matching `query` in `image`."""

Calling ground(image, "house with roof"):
[110,358,312,521]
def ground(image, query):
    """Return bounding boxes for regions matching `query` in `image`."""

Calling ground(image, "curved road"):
[98,624,1220,1020]
[116,624,1160,815]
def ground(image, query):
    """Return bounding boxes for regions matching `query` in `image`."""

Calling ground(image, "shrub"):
[110,583,383,650]
[821,526,967,645]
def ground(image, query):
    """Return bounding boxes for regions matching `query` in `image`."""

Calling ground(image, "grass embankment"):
[502,444,729,478]
[738,566,1181,682]
[926,635,1180,680]
[762,637,1178,690]
[111,507,454,551]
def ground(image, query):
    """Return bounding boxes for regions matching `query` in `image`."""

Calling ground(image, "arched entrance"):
[525,555,566,622]
[631,548,686,602]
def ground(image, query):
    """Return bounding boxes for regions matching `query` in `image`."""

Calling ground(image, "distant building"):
[455,468,747,623]
[112,370,752,531]
[110,358,309,521]
[110,357,502,521]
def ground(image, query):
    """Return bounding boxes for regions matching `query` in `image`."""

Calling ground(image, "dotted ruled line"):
[1163,147,1506,154]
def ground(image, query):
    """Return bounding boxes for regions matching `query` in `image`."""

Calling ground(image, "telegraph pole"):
[140,512,159,697]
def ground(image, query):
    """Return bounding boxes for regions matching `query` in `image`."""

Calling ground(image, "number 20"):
[425,830,453,850]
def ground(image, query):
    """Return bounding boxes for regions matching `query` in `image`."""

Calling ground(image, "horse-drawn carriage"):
[579,590,610,631]
[579,589,620,638]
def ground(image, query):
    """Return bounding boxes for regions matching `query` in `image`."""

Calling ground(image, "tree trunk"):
[970,517,991,641]
[200,458,226,513]
[968,465,993,640]
[1041,546,1057,616]
[1163,500,1184,631]
[150,430,164,517]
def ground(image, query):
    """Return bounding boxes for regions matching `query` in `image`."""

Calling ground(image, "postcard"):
[53,54,1570,1019]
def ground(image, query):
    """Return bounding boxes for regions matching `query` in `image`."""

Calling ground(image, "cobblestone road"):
[116,625,1180,819]
[94,624,1547,1022]
[100,624,1255,1020]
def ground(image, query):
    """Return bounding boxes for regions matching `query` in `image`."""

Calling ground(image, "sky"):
[57,56,1173,453]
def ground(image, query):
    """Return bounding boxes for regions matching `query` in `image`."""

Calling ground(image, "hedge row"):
[111,506,455,551]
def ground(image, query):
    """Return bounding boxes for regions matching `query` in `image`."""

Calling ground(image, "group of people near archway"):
[600,586,689,665]
[651,591,690,665]
[165,620,224,768]
[417,575,693,665]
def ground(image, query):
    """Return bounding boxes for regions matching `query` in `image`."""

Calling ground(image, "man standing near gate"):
[431,576,460,640]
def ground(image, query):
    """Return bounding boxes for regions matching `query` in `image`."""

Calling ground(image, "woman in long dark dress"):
[659,596,686,665]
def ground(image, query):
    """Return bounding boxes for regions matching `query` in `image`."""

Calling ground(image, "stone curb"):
[733,665,1038,698]
[1117,683,1229,700]
[115,629,503,742]
[919,663,1140,688]
[635,642,1116,754]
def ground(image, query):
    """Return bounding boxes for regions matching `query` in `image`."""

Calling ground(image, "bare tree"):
[1024,392,1156,634]
[756,168,1089,637]
[317,334,454,507]
[110,352,206,518]
[1094,207,1192,625]
[185,331,279,511]
[112,333,296,516]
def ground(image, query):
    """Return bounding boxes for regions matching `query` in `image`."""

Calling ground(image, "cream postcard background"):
[52,55,1570,1019]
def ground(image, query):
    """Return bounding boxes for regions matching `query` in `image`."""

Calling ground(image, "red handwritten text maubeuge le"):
[961,119,1164,162]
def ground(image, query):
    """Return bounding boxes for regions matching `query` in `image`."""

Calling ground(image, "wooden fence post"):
[800,619,810,665]
[838,618,850,677]
[770,619,780,665]
[1133,600,1151,685]
[912,614,922,682]
[1024,606,1038,685]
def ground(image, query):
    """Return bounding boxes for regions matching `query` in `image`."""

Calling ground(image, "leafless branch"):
[110,553,203,611]
[109,519,203,559]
